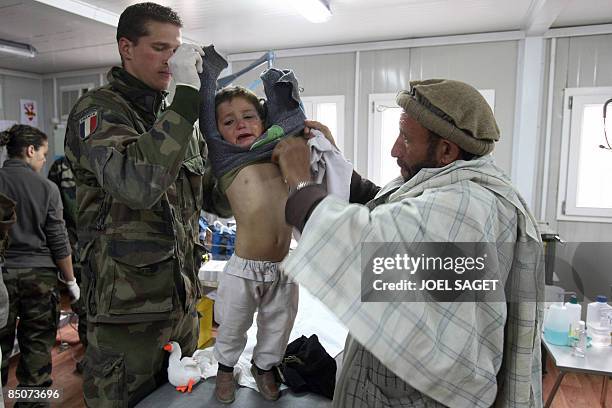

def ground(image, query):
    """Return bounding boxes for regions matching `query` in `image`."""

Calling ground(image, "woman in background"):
[0,124,79,392]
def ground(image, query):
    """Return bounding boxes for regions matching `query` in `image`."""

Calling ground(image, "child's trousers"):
[213,254,299,370]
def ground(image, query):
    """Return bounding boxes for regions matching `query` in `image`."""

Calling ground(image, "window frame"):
[367,93,402,186]
[59,83,94,120]
[301,95,345,153]
[557,86,612,223]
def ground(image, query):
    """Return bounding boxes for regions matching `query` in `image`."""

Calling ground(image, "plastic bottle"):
[565,295,582,338]
[544,303,570,346]
[586,295,612,347]
[572,321,587,358]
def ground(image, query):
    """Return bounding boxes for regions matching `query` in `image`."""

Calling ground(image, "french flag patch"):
[79,110,99,139]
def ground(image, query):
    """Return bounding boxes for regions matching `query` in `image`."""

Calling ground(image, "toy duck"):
[163,341,202,393]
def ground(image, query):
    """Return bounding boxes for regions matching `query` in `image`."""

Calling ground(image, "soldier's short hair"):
[215,86,267,123]
[0,124,48,159]
[116,2,182,44]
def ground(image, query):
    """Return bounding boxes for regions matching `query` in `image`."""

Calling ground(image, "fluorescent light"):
[0,39,37,58]
[289,0,332,23]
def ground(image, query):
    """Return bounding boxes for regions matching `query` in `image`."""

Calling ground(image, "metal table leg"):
[602,375,609,408]
[544,371,567,408]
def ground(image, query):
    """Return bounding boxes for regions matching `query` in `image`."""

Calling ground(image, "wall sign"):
[20,99,38,127]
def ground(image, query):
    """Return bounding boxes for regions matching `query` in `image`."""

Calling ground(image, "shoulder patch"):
[78,110,99,140]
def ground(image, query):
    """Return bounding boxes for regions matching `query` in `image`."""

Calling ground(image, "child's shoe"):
[250,364,280,401]
[215,369,236,404]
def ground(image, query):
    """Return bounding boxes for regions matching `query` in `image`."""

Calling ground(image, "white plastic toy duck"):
[163,341,202,393]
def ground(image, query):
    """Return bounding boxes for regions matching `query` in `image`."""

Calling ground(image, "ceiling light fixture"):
[0,39,37,58]
[289,0,332,23]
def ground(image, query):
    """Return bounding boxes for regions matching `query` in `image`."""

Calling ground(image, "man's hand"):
[304,120,337,149]
[168,44,205,90]
[65,279,81,303]
[271,137,312,188]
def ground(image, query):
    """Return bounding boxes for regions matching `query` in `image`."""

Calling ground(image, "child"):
[198,46,301,404]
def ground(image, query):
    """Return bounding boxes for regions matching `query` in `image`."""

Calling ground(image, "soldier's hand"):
[169,44,205,90]
[66,279,81,303]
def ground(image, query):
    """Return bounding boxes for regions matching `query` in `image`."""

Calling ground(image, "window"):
[368,90,495,186]
[368,93,402,186]
[558,87,612,222]
[52,123,67,159]
[60,83,93,120]
[301,95,345,153]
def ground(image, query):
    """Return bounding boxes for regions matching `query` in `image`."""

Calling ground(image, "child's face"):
[216,97,264,147]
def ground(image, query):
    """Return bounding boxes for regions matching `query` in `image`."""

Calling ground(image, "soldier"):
[64,2,229,406]
[0,125,80,399]
[0,192,16,407]
[48,157,87,356]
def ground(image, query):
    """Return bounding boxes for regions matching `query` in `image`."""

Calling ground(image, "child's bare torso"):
[226,162,292,262]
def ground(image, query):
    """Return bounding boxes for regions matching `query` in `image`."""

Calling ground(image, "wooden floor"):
[543,359,612,408]
[3,313,611,408]
[4,318,85,407]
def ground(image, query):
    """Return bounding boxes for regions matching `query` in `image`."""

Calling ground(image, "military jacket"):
[65,67,229,324]
[0,192,16,259]
[48,156,77,251]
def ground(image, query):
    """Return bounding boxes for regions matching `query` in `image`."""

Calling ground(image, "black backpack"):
[278,334,337,399]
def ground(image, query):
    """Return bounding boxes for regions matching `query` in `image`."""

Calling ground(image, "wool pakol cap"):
[396,79,500,155]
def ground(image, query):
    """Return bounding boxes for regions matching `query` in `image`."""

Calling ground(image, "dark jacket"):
[0,191,16,328]
[0,159,71,268]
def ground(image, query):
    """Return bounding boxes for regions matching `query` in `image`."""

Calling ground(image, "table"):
[135,376,334,408]
[135,266,347,407]
[542,338,612,407]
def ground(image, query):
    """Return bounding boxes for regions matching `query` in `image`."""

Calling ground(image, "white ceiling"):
[0,0,611,74]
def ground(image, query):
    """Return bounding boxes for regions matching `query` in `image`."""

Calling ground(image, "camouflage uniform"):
[65,67,230,407]
[47,157,77,248]
[0,192,15,405]
[0,267,60,386]
[0,192,15,260]
[48,157,87,347]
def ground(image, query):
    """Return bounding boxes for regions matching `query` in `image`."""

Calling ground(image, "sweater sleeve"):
[285,184,329,233]
[285,171,381,232]
[44,183,71,261]
[349,170,380,204]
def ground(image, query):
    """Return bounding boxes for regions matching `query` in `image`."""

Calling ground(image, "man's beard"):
[401,158,439,181]
[400,140,441,181]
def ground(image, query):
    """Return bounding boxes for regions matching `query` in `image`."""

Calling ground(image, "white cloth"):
[283,155,544,408]
[0,346,4,408]
[0,266,8,329]
[307,130,352,201]
[0,147,7,168]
